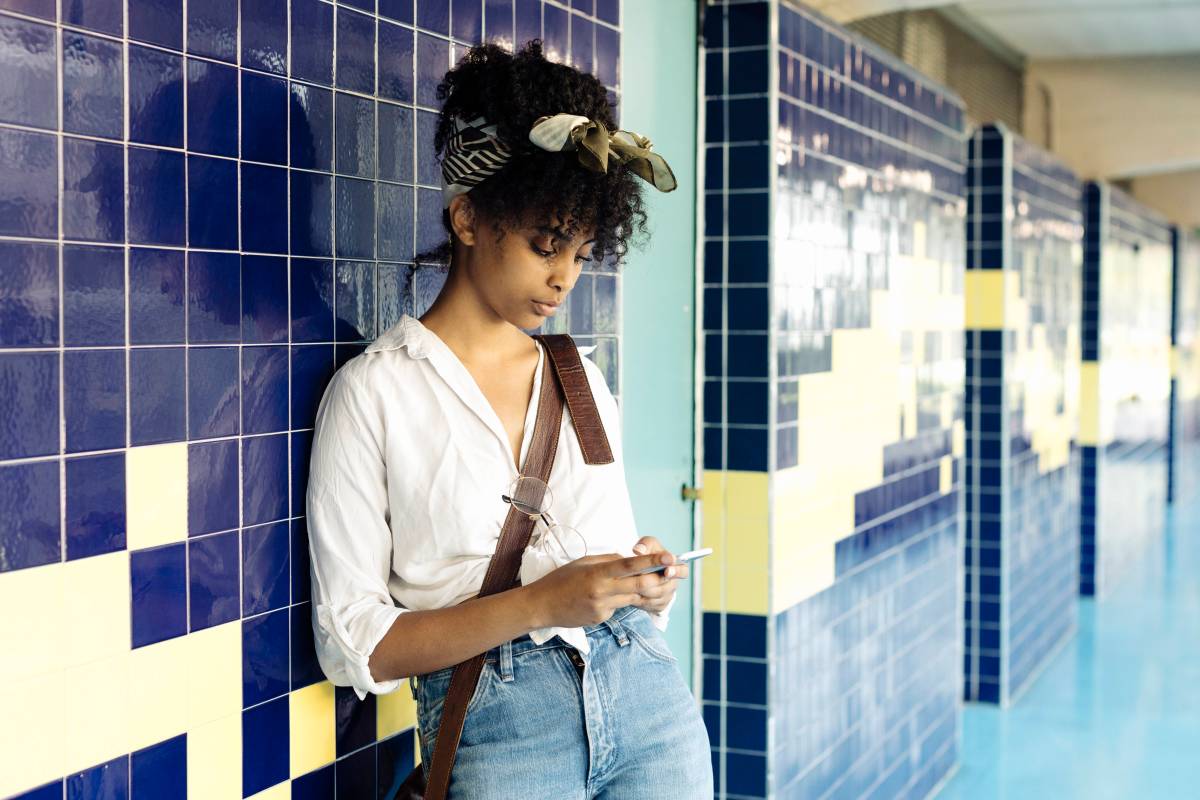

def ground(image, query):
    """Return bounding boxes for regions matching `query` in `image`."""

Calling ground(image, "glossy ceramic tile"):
[1169,231,1200,504]
[963,125,1082,706]
[936,497,1200,799]
[1079,183,1172,598]
[702,1,966,796]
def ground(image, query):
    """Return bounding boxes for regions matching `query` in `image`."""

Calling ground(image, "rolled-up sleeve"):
[306,365,408,701]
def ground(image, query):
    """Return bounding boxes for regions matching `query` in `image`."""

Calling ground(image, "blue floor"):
[935,497,1200,799]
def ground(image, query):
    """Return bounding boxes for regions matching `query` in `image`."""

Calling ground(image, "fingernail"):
[661,554,672,564]
[665,567,675,578]
[634,544,646,553]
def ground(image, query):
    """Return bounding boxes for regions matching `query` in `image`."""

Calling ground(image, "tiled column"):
[700,1,967,796]
[962,124,1082,706]
[1168,228,1200,504]
[1078,183,1173,597]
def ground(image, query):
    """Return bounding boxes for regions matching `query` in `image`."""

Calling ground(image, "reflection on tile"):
[131,542,187,647]
[129,0,183,51]
[291,0,334,86]
[242,72,288,165]
[0,241,58,347]
[0,14,57,130]
[241,164,288,254]
[65,452,126,561]
[187,58,238,157]
[242,0,287,74]
[128,44,183,147]
[188,439,239,536]
[63,245,124,347]
[291,82,335,172]
[64,349,125,453]
[62,138,125,243]
[379,20,415,104]
[243,521,289,616]
[129,247,185,345]
[0,127,57,238]
[189,530,240,631]
[0,459,60,572]
[63,0,122,36]
[335,6,376,94]
[128,146,185,246]
[62,31,123,139]
[187,155,238,249]
[187,346,239,440]
[187,0,237,62]
[130,346,186,445]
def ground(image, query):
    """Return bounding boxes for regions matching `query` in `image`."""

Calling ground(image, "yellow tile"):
[1079,361,1101,446]
[772,538,835,611]
[62,550,130,667]
[188,712,241,800]
[290,681,336,778]
[952,420,965,457]
[723,514,769,570]
[1171,346,1179,378]
[127,443,189,549]
[723,471,768,518]
[378,679,418,740]
[700,549,724,612]
[965,269,1006,329]
[0,670,65,798]
[128,632,190,752]
[725,566,769,616]
[940,456,953,495]
[187,621,242,728]
[63,651,130,775]
[0,561,66,683]
[247,781,292,800]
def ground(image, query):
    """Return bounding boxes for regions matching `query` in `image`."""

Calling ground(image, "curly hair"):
[417,40,648,266]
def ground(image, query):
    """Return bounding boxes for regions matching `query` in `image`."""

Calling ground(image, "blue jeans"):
[411,605,714,799]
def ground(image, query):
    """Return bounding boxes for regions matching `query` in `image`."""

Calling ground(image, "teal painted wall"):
[619,0,701,685]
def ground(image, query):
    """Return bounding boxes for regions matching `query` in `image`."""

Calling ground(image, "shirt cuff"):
[316,602,406,701]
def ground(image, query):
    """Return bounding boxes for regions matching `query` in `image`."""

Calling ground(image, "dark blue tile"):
[417,0,449,33]
[188,439,240,535]
[130,347,186,445]
[378,184,415,261]
[63,0,122,35]
[543,3,567,61]
[187,155,239,249]
[336,93,376,178]
[187,346,239,439]
[131,542,187,647]
[595,22,617,86]
[66,754,127,800]
[129,248,185,345]
[188,0,237,61]
[291,259,335,343]
[378,20,414,104]
[243,607,290,705]
[335,685,377,755]
[416,32,449,108]
[241,164,288,254]
[242,433,288,526]
[0,127,57,238]
[514,0,539,45]
[64,349,125,453]
[596,0,617,25]
[725,751,766,797]
[415,186,443,257]
[0,352,59,462]
[189,529,240,630]
[241,0,287,74]
[243,255,289,343]
[187,58,238,156]
[336,7,376,93]
[453,0,482,42]
[129,0,183,50]
[243,521,289,616]
[291,171,334,256]
[242,345,289,434]
[484,0,512,45]
[0,459,60,572]
[62,31,123,139]
[727,426,768,471]
[62,138,125,243]
[726,705,767,751]
[289,603,321,689]
[0,0,55,19]
[291,0,333,86]
[187,251,241,342]
[336,746,376,798]
[130,734,186,796]
[415,108,439,185]
[335,261,376,340]
[0,16,57,130]
[291,344,335,429]
[64,452,125,561]
[128,146,186,245]
[380,0,413,24]
[63,245,124,347]
[290,518,312,603]
[290,82,334,172]
[290,430,313,517]
[242,697,289,796]
[128,45,183,147]
[570,13,593,75]
[0,241,58,347]
[378,102,414,183]
[242,71,288,165]
[336,178,376,259]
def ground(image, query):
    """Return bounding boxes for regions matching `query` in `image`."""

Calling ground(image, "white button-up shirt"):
[306,313,675,700]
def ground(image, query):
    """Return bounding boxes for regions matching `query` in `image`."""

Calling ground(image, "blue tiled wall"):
[0,1,621,797]
[701,1,966,796]
[1169,228,1200,504]
[962,124,1081,706]
[1078,183,1173,598]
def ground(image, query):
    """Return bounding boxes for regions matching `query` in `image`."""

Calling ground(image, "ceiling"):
[812,0,1200,59]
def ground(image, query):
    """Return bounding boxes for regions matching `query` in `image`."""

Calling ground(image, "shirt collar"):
[364,314,432,358]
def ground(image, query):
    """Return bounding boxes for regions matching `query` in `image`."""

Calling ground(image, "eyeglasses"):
[501,475,588,562]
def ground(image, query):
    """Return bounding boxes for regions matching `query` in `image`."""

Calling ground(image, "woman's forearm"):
[367,584,547,682]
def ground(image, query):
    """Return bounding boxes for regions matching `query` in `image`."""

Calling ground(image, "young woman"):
[306,40,712,797]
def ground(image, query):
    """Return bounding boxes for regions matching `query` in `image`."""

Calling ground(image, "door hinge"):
[681,484,703,501]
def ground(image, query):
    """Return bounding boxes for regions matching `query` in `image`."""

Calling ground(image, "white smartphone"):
[621,547,713,578]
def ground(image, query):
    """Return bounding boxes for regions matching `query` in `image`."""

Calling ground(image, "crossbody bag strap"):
[425,334,602,798]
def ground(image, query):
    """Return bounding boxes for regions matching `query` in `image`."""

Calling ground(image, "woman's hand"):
[631,535,686,614]
[523,547,679,629]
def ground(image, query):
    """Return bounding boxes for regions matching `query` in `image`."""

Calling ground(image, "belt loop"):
[499,639,515,682]
[602,612,630,647]
[409,674,418,700]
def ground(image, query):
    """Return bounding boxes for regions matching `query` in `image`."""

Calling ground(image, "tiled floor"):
[935,494,1200,799]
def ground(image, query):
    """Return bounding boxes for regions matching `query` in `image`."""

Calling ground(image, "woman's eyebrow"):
[536,224,595,245]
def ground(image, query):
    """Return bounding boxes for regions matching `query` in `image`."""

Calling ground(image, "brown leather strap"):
[536,334,614,465]
[425,333,611,798]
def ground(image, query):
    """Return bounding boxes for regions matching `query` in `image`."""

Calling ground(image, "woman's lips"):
[532,300,559,316]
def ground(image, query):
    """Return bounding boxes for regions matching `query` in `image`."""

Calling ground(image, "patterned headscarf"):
[440,112,677,208]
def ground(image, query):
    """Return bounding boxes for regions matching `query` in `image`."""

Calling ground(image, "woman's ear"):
[448,195,477,246]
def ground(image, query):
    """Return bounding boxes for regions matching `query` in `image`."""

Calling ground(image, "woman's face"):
[470,213,597,330]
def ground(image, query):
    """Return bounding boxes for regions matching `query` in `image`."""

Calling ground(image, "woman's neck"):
[418,260,536,366]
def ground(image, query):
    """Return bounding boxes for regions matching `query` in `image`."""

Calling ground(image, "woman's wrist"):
[516,583,548,631]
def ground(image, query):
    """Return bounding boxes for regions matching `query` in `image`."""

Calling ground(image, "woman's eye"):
[531,243,554,258]
[575,253,594,264]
